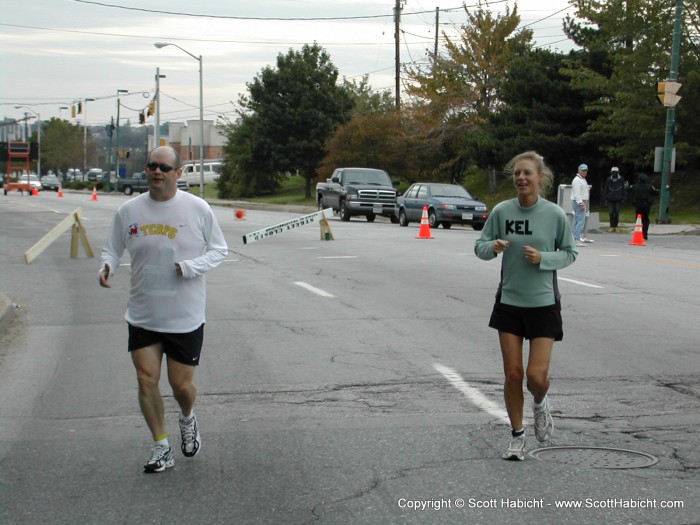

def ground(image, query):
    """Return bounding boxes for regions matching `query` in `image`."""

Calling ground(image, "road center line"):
[293,281,335,298]
[559,277,603,289]
[433,363,509,423]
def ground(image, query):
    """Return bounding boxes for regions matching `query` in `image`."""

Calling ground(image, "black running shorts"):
[128,323,205,366]
[488,300,563,341]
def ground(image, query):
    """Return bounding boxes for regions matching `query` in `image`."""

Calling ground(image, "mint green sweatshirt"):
[474,198,578,307]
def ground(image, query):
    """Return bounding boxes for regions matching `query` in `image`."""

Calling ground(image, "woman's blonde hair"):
[504,151,554,196]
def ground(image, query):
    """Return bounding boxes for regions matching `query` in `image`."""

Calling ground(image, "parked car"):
[180,160,222,186]
[65,168,83,182]
[316,167,399,222]
[18,174,43,192]
[87,168,104,182]
[118,172,189,195]
[396,182,489,230]
[41,174,62,191]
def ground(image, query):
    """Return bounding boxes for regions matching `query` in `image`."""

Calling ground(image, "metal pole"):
[658,0,684,224]
[108,116,114,184]
[114,90,128,185]
[155,68,165,147]
[153,42,205,198]
[198,55,205,198]
[82,98,95,180]
[116,99,121,185]
[83,99,88,175]
[37,112,41,177]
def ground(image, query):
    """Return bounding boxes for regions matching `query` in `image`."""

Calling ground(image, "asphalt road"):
[1,191,699,525]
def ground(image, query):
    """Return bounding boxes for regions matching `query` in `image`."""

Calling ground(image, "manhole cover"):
[529,446,658,469]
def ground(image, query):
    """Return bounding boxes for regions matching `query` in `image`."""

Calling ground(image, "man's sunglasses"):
[145,162,175,173]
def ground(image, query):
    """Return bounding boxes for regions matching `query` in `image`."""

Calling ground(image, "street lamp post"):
[154,41,205,198]
[155,67,166,147]
[15,106,41,177]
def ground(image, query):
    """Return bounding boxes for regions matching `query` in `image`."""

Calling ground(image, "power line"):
[72,0,471,21]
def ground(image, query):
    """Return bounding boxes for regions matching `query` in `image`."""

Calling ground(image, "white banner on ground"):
[242,208,334,244]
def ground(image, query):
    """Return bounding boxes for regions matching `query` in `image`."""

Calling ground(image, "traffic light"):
[139,111,146,124]
[77,102,82,114]
[71,105,76,118]
[147,100,156,117]
[657,81,682,107]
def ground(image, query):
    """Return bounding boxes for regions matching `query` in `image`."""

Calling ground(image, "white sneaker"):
[502,434,525,461]
[581,237,594,243]
[534,397,554,442]
[179,413,201,458]
[144,444,174,473]
[575,241,585,247]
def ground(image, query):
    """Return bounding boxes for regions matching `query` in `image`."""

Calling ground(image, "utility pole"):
[434,7,440,68]
[657,0,684,224]
[114,89,128,185]
[394,0,403,110]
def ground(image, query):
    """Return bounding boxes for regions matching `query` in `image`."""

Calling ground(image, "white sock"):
[534,398,546,409]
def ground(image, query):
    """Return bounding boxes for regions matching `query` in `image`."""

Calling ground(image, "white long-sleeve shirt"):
[571,174,590,205]
[100,190,228,333]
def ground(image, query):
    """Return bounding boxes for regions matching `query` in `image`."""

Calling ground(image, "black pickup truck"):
[118,172,189,195]
[316,167,399,222]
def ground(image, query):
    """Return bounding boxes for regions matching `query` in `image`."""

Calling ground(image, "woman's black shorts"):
[488,300,563,341]
[128,323,205,366]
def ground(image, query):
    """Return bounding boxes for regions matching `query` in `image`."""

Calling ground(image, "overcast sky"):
[1,0,577,128]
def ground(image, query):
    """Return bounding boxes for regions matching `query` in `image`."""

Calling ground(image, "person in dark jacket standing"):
[628,173,659,240]
[603,167,627,232]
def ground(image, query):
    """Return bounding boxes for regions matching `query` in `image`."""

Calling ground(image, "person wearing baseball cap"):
[604,167,627,232]
[571,164,592,246]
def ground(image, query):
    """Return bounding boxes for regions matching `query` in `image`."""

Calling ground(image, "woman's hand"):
[493,239,510,255]
[523,245,541,265]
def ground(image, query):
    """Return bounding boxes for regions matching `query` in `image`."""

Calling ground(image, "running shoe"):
[534,396,554,442]
[580,237,594,243]
[575,241,586,247]
[179,413,201,458]
[502,435,525,461]
[144,444,174,473]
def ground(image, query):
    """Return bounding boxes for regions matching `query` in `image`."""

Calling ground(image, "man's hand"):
[99,264,111,288]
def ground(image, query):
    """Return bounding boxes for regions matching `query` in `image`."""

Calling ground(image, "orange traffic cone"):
[629,214,646,246]
[31,187,39,196]
[91,186,98,201]
[57,185,64,198]
[416,206,434,239]
[234,208,246,220]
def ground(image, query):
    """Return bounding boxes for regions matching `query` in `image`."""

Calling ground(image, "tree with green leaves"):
[404,1,533,182]
[223,43,353,199]
[41,118,84,175]
[562,0,700,170]
[485,48,597,189]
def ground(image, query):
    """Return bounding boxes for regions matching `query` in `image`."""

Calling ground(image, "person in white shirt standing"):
[99,145,228,473]
[571,163,593,246]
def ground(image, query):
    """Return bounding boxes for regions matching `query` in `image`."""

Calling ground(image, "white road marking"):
[559,277,603,289]
[318,256,358,259]
[293,281,335,298]
[433,363,509,423]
